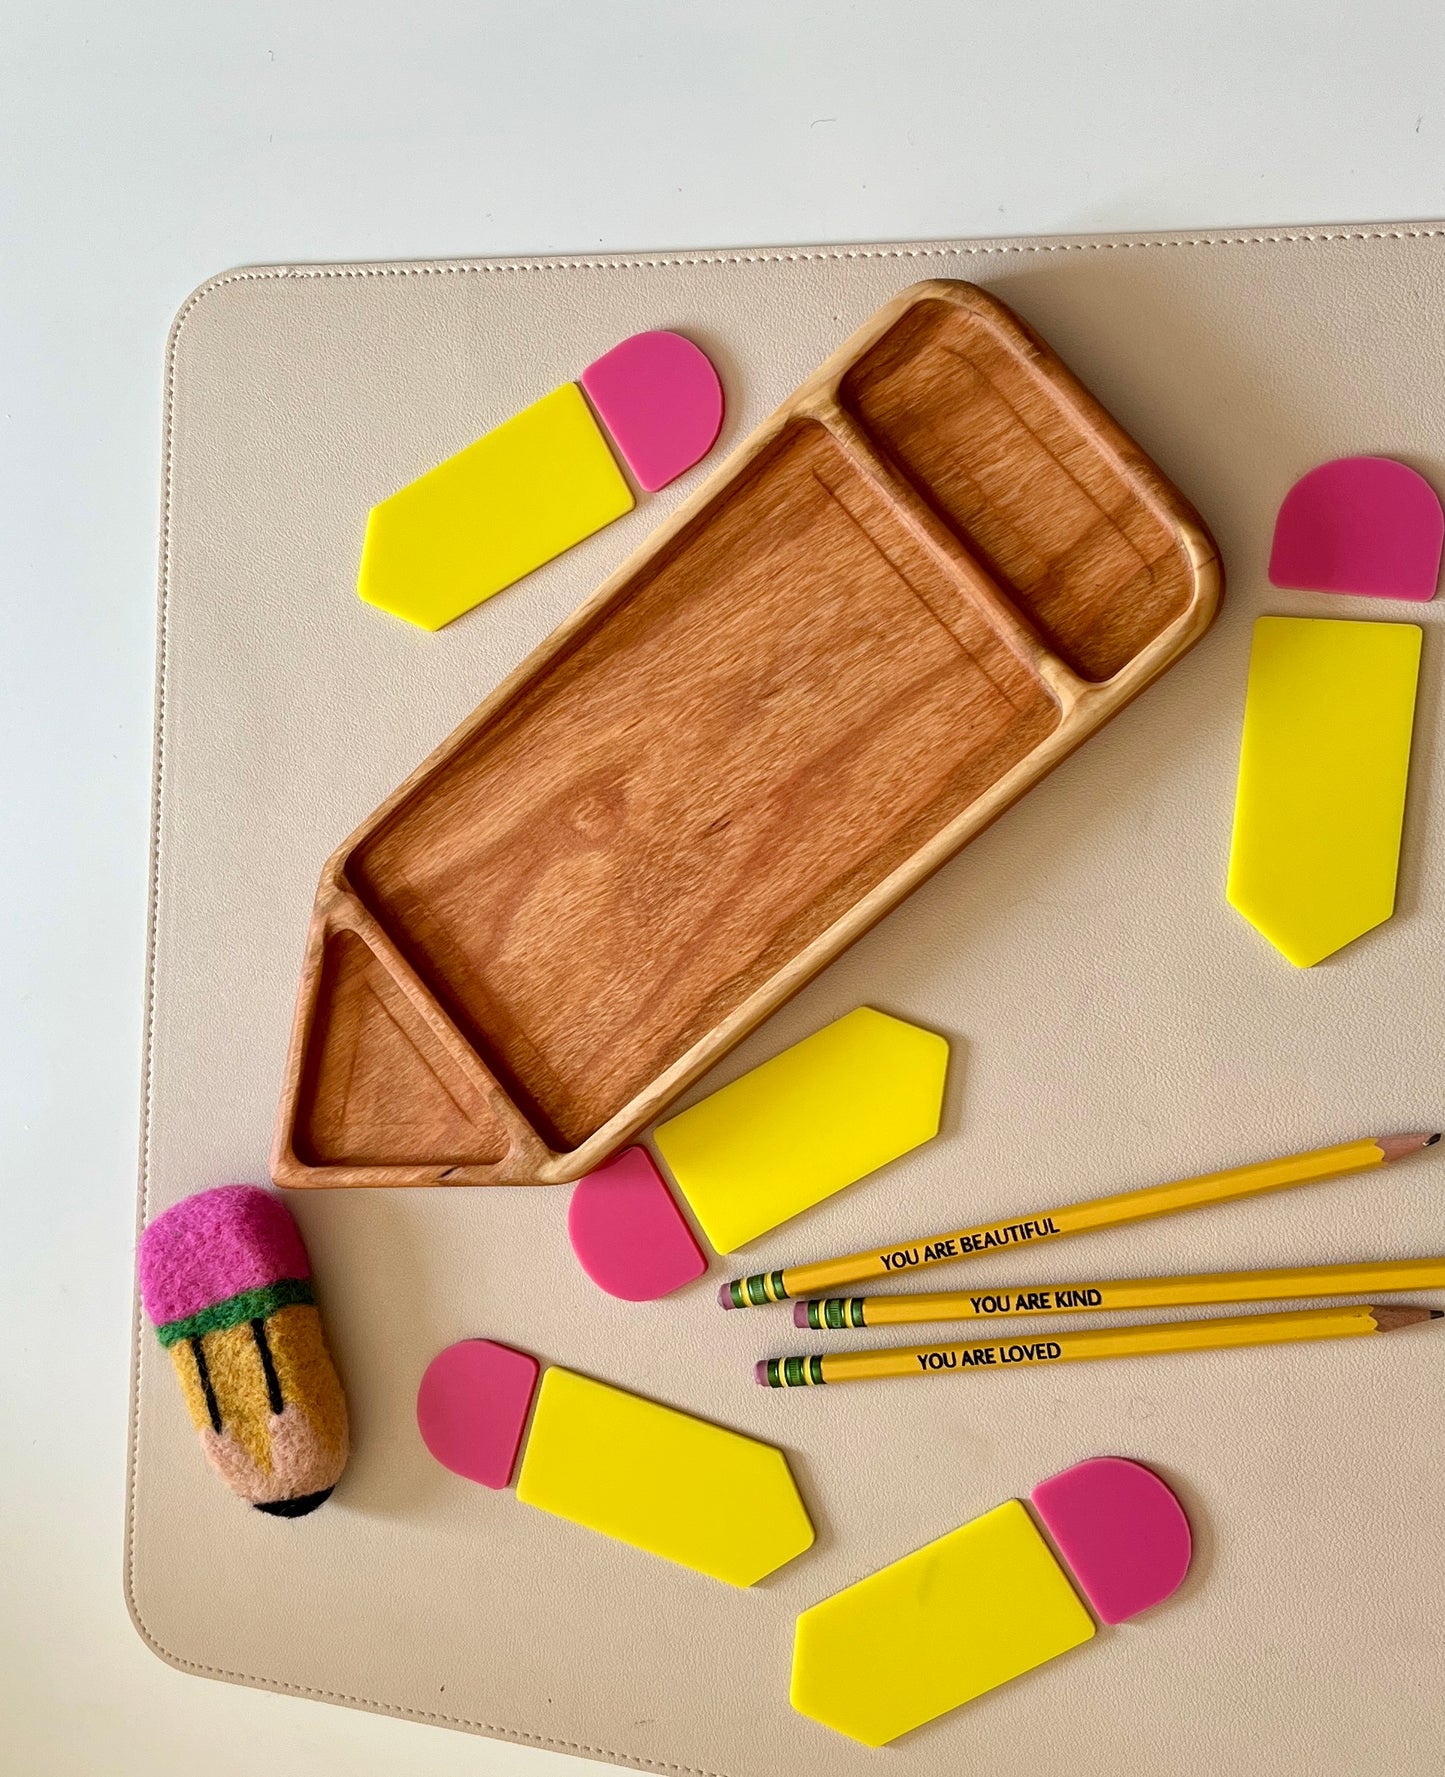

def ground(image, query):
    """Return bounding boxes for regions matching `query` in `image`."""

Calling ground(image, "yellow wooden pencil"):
[720,1133,1439,1308]
[794,1254,1445,1329]
[757,1303,1443,1387]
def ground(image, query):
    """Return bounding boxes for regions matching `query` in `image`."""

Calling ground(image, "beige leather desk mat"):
[129,223,1445,1776]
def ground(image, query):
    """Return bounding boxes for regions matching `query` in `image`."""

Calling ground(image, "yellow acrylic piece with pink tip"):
[417,1341,814,1587]
[791,1458,1192,1746]
[358,331,724,631]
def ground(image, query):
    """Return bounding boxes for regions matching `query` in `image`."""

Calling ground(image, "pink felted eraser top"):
[567,1146,708,1301]
[1030,1456,1192,1625]
[580,330,724,493]
[416,1339,540,1490]
[1269,456,1443,600]
[138,1184,311,1328]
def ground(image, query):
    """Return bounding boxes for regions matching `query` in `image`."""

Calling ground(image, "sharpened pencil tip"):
[1376,1132,1442,1161]
[1374,1304,1443,1331]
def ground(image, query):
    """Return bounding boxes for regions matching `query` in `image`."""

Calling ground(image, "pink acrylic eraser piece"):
[567,1147,708,1301]
[1269,456,1443,600]
[416,1339,540,1489]
[138,1184,311,1328]
[580,330,724,493]
[1030,1456,1192,1625]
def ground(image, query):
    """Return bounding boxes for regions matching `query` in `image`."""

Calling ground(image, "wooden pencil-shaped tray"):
[272,280,1222,1189]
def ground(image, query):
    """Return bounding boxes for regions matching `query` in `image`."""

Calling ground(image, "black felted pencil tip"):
[255,1488,334,1518]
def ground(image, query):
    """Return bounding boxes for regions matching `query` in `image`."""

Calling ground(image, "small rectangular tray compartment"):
[273,280,1221,1188]
[839,296,1196,681]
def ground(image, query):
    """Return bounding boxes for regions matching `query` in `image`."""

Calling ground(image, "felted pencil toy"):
[138,1185,348,1516]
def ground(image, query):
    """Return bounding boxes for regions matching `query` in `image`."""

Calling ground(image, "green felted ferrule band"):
[155,1277,315,1347]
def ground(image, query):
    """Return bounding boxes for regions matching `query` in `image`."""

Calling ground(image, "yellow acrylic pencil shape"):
[358,331,723,630]
[1227,616,1421,965]
[417,1339,814,1587]
[360,384,634,631]
[791,1457,1192,1744]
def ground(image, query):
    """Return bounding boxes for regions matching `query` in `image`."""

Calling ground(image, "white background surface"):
[6,5,1445,1773]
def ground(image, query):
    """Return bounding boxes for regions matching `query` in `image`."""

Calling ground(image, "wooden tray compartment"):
[273,280,1221,1189]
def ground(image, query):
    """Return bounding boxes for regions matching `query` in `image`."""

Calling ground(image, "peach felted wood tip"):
[273,279,1222,1190]
[358,330,724,630]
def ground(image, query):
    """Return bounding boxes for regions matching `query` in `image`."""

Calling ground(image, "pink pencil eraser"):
[792,1302,811,1327]
[416,1339,540,1489]
[1269,456,1443,600]
[580,330,724,493]
[138,1183,311,1328]
[1030,1456,1191,1625]
[567,1147,708,1301]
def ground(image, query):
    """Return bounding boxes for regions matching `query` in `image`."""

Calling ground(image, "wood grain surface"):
[272,280,1221,1188]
